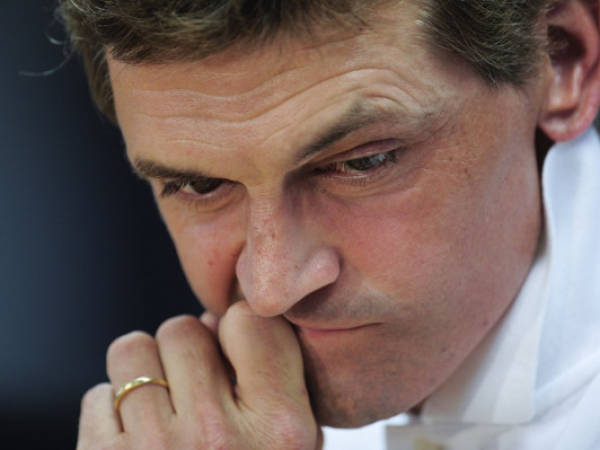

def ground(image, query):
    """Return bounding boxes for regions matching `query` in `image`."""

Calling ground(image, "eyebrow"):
[294,101,399,164]
[132,159,210,180]
[133,100,415,180]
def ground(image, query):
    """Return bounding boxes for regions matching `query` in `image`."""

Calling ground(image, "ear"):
[538,0,600,142]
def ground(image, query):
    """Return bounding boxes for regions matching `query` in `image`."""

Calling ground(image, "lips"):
[289,321,377,338]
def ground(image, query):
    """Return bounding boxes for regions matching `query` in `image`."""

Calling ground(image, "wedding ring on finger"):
[114,376,170,413]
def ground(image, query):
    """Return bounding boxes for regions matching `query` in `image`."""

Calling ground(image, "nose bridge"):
[248,196,292,273]
[236,191,339,317]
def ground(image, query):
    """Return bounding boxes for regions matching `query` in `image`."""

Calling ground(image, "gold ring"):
[114,376,169,412]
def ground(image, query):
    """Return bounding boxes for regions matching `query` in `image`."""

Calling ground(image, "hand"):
[77,301,322,449]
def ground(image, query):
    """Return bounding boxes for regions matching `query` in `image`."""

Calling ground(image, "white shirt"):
[323,128,600,450]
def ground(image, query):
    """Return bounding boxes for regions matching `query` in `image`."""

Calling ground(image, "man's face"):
[108,2,545,427]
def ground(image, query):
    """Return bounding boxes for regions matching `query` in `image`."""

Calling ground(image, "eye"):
[161,177,225,197]
[318,150,398,175]
[181,178,224,195]
[343,152,394,172]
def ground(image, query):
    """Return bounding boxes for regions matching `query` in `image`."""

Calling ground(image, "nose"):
[235,195,340,317]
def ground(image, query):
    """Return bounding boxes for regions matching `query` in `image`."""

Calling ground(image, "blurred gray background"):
[1,2,200,448]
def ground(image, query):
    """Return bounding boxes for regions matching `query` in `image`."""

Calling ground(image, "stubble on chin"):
[298,336,407,429]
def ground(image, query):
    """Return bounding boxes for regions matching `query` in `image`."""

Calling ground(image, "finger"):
[77,383,122,448]
[200,310,220,336]
[107,331,173,433]
[156,315,233,416]
[218,301,311,413]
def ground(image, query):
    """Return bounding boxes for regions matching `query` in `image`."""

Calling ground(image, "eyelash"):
[316,149,398,177]
[160,177,225,198]
[157,148,401,202]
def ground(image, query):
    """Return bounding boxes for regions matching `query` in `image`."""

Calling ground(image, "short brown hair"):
[57,0,553,122]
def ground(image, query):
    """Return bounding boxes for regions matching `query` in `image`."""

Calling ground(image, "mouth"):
[290,322,377,339]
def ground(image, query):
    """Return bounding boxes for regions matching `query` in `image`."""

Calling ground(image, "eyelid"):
[157,175,227,198]
[316,139,405,166]
[156,179,240,215]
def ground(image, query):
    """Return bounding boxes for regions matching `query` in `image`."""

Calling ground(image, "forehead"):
[107,1,477,175]
[107,1,442,112]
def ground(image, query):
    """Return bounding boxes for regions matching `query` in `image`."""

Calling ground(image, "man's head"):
[59,0,600,427]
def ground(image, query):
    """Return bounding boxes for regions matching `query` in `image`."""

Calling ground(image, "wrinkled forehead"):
[105,0,485,181]
[106,1,454,122]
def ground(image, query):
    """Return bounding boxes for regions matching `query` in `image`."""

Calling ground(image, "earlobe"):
[538,0,600,142]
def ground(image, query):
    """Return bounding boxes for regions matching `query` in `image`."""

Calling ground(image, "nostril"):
[286,283,335,317]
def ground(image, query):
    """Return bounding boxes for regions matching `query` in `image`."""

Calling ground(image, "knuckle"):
[156,314,205,342]
[107,330,155,362]
[80,383,113,410]
[138,431,172,450]
[198,433,229,450]
[180,409,235,450]
[200,428,236,450]
[269,412,316,450]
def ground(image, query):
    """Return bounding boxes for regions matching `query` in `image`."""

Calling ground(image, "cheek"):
[321,188,464,302]
[319,145,530,322]
[161,208,245,316]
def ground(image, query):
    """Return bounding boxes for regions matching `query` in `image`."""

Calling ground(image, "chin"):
[301,343,411,428]
[310,390,383,428]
